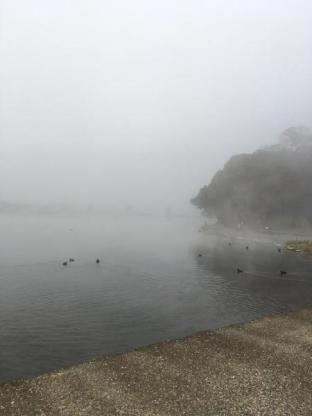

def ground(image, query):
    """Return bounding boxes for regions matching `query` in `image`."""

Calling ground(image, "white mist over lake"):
[1,214,312,382]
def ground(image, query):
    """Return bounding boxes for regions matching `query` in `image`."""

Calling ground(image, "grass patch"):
[285,240,312,252]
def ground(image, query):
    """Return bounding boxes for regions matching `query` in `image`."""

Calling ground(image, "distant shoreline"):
[198,222,312,242]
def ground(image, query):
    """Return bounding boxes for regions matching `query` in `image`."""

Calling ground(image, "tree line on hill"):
[191,126,312,229]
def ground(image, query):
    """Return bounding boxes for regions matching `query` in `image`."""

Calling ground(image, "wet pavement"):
[1,307,312,415]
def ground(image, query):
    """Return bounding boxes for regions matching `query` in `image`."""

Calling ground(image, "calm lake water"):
[0,214,312,383]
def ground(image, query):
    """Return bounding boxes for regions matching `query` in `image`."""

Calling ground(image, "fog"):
[0,0,311,214]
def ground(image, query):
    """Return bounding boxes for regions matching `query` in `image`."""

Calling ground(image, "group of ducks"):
[62,258,100,266]
[197,242,287,276]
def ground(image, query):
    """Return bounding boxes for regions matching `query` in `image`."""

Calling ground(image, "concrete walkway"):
[1,308,312,415]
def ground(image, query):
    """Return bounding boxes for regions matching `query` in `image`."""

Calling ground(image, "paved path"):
[1,307,312,415]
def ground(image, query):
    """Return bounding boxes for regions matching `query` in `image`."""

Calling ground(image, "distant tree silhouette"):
[191,127,312,228]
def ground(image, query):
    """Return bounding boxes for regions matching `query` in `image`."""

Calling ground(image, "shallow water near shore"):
[0,214,312,383]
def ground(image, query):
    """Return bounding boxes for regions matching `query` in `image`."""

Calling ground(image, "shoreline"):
[1,307,312,415]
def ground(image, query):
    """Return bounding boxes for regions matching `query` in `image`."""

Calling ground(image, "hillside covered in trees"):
[191,127,312,229]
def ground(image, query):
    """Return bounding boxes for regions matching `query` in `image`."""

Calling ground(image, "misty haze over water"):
[1,0,312,213]
[0,0,312,384]
[1,213,312,382]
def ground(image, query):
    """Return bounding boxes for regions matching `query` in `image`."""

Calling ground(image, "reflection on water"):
[0,214,311,382]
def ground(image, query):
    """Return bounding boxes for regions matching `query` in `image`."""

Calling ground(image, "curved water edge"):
[0,214,312,383]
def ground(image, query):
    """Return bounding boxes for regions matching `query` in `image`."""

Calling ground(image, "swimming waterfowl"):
[245,246,249,250]
[62,261,68,266]
[69,258,75,262]
[96,259,100,264]
[280,270,287,276]
[237,268,243,274]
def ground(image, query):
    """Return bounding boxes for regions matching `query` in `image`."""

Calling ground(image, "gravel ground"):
[1,307,312,415]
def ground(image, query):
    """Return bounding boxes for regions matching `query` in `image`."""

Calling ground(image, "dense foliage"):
[191,127,312,228]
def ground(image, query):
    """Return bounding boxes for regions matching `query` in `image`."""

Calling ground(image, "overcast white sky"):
[0,0,311,213]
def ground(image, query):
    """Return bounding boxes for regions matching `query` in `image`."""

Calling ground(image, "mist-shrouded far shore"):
[0,200,200,218]
[192,126,312,232]
[1,0,312,215]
